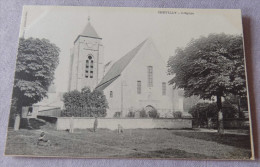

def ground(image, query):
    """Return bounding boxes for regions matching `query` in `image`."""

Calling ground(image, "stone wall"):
[56,117,192,130]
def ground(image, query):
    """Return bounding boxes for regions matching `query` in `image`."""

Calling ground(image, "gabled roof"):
[74,22,101,43]
[96,39,147,90]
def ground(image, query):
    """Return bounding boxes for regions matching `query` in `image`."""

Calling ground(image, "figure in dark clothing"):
[37,131,50,146]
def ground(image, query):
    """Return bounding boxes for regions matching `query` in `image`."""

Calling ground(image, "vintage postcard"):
[5,6,254,160]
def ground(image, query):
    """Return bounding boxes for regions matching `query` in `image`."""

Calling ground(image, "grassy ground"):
[5,122,252,159]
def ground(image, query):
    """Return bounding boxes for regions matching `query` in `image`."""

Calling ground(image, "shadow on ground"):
[173,131,251,149]
[120,148,216,159]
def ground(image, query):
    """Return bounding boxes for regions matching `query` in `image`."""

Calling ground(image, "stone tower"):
[68,18,104,91]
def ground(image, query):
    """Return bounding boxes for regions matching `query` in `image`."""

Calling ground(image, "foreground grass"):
[5,126,252,159]
[173,131,251,150]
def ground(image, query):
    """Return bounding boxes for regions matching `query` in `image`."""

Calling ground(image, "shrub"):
[126,111,135,118]
[62,87,108,117]
[139,109,148,118]
[63,90,83,109]
[189,101,239,127]
[113,112,121,118]
[61,107,88,117]
[173,111,182,118]
[148,108,159,118]
[126,107,135,118]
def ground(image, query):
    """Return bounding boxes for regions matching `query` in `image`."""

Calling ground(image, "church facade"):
[69,20,186,118]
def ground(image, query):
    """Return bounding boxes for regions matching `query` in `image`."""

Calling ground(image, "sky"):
[20,6,243,92]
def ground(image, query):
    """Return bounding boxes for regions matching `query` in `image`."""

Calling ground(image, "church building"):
[68,19,187,118]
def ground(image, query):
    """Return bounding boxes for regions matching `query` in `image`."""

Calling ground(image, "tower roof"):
[80,22,100,38]
[74,21,101,43]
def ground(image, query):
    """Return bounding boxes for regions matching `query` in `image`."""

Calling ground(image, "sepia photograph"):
[5,6,254,160]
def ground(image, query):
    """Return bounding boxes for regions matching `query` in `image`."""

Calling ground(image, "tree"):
[189,102,239,128]
[89,89,108,117]
[63,90,83,108]
[63,87,108,117]
[11,38,60,114]
[225,94,248,118]
[168,33,247,133]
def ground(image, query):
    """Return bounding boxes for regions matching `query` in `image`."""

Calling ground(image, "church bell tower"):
[68,17,104,91]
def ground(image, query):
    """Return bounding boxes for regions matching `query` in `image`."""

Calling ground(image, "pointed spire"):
[74,16,101,43]
[79,17,100,38]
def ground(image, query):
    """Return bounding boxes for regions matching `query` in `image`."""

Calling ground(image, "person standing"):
[93,117,98,132]
[69,116,74,133]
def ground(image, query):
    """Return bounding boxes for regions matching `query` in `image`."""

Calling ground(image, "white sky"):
[20,6,243,92]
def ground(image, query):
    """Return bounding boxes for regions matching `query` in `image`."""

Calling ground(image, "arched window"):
[90,60,94,78]
[85,55,94,78]
[85,60,89,78]
[147,66,153,87]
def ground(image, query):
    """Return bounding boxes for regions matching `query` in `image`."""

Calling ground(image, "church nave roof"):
[96,39,148,91]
